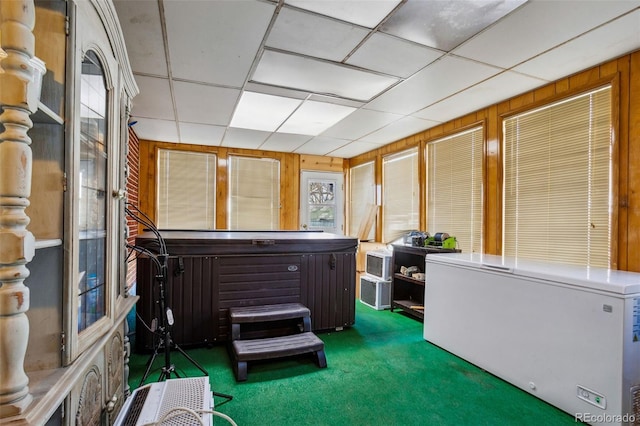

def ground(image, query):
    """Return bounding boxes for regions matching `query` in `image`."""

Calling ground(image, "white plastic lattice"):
[156,377,211,425]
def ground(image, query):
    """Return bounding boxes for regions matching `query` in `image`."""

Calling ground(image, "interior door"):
[300,171,344,235]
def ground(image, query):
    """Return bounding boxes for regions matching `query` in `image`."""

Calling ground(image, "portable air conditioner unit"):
[365,249,392,280]
[360,274,391,310]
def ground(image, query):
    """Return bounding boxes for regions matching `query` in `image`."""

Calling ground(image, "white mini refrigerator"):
[423,253,640,425]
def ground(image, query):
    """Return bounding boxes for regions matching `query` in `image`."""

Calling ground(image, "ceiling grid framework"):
[114,0,640,158]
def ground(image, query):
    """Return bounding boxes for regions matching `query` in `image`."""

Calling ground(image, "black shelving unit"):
[390,244,460,320]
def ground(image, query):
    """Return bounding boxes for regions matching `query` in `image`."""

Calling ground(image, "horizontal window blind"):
[229,156,280,230]
[427,127,483,253]
[349,161,375,239]
[503,86,612,267]
[382,148,419,243]
[157,149,216,230]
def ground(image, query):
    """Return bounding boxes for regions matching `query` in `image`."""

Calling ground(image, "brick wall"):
[126,126,140,291]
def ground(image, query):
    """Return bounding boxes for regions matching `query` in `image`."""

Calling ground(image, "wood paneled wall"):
[348,50,640,272]
[137,50,640,271]
[138,141,347,231]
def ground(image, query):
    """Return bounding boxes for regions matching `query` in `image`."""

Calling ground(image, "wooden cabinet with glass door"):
[0,0,138,424]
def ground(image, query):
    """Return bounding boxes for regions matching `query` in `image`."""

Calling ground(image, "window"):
[382,148,419,243]
[77,51,108,332]
[157,150,216,230]
[427,127,483,253]
[349,161,376,239]
[503,86,612,267]
[228,156,280,230]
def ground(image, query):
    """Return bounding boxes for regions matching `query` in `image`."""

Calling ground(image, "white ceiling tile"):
[285,0,401,28]
[231,92,302,132]
[173,81,240,126]
[260,133,313,152]
[266,7,369,62]
[164,0,275,86]
[222,127,270,149]
[380,0,526,51]
[514,10,640,82]
[179,123,225,146]
[252,50,399,102]
[327,140,382,158]
[131,118,179,143]
[454,1,640,68]
[322,108,402,140]
[131,76,174,120]
[413,71,547,122]
[359,116,440,144]
[347,33,444,78]
[244,82,310,100]
[278,101,356,135]
[295,136,350,156]
[113,0,168,77]
[307,94,365,108]
[366,55,502,115]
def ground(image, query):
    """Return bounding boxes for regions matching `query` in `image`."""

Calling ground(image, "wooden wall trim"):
[499,74,619,120]
[610,73,622,271]
[300,154,343,172]
[626,51,640,271]
[617,56,631,271]
[418,139,427,232]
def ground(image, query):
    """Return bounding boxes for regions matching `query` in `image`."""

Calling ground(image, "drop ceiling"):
[113,0,640,158]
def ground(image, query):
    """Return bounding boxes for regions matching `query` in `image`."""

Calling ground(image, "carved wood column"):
[0,0,37,417]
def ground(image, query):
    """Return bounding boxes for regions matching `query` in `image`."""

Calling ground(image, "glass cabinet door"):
[65,12,122,362]
[77,51,107,332]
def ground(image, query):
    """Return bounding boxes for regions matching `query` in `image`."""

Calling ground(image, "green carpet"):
[128,303,575,425]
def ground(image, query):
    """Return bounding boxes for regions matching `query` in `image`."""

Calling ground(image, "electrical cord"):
[125,245,146,263]
[126,202,167,255]
[125,202,167,279]
[135,310,161,336]
[126,243,163,271]
[141,406,238,426]
[211,410,238,426]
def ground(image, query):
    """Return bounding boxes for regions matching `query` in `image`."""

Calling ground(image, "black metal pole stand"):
[140,255,206,383]
[139,255,233,403]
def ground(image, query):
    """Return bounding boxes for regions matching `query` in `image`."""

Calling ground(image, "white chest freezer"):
[424,253,640,426]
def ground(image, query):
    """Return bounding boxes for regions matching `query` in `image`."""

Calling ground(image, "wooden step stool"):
[228,303,327,381]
